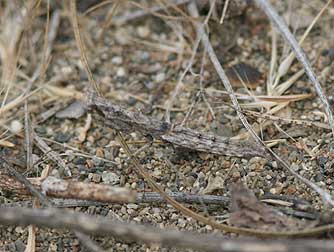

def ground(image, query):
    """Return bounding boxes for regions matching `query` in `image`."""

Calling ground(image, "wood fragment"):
[78,113,92,143]
[0,173,136,204]
[85,92,266,158]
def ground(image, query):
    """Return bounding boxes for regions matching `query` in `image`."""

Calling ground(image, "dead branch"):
[0,172,317,219]
[85,92,266,158]
[0,171,228,205]
[0,173,136,203]
[0,171,229,204]
[2,197,318,220]
[0,207,333,252]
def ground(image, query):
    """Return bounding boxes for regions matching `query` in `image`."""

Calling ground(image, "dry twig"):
[0,173,136,203]
[0,207,334,252]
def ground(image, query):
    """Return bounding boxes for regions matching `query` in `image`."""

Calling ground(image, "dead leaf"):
[226,62,264,89]
[229,183,306,232]
[200,175,225,194]
[0,139,15,147]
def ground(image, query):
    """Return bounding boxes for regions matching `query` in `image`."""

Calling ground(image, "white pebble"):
[269,188,277,194]
[116,67,126,77]
[111,56,123,65]
[61,66,72,75]
[10,120,22,134]
[155,72,165,83]
[272,161,278,168]
[102,171,120,185]
[137,26,150,38]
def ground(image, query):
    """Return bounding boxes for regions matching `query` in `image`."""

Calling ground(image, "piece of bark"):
[85,92,266,158]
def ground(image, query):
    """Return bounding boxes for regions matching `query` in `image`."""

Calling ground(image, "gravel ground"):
[1,0,334,251]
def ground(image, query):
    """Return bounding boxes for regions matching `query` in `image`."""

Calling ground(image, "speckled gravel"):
[2,1,334,251]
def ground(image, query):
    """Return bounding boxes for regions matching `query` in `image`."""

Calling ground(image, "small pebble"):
[49,242,57,252]
[127,203,138,209]
[111,56,123,65]
[54,132,71,143]
[178,218,187,228]
[15,226,24,234]
[272,161,278,169]
[14,240,26,252]
[116,67,126,77]
[141,51,150,61]
[137,26,150,38]
[91,173,101,183]
[286,186,297,195]
[102,171,120,185]
[155,72,165,83]
[232,171,241,178]
[10,120,22,134]
[61,66,72,75]
[269,188,276,194]
[95,148,104,158]
[115,28,130,45]
[74,157,86,165]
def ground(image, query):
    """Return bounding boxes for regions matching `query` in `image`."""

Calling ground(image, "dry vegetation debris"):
[1,0,334,251]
